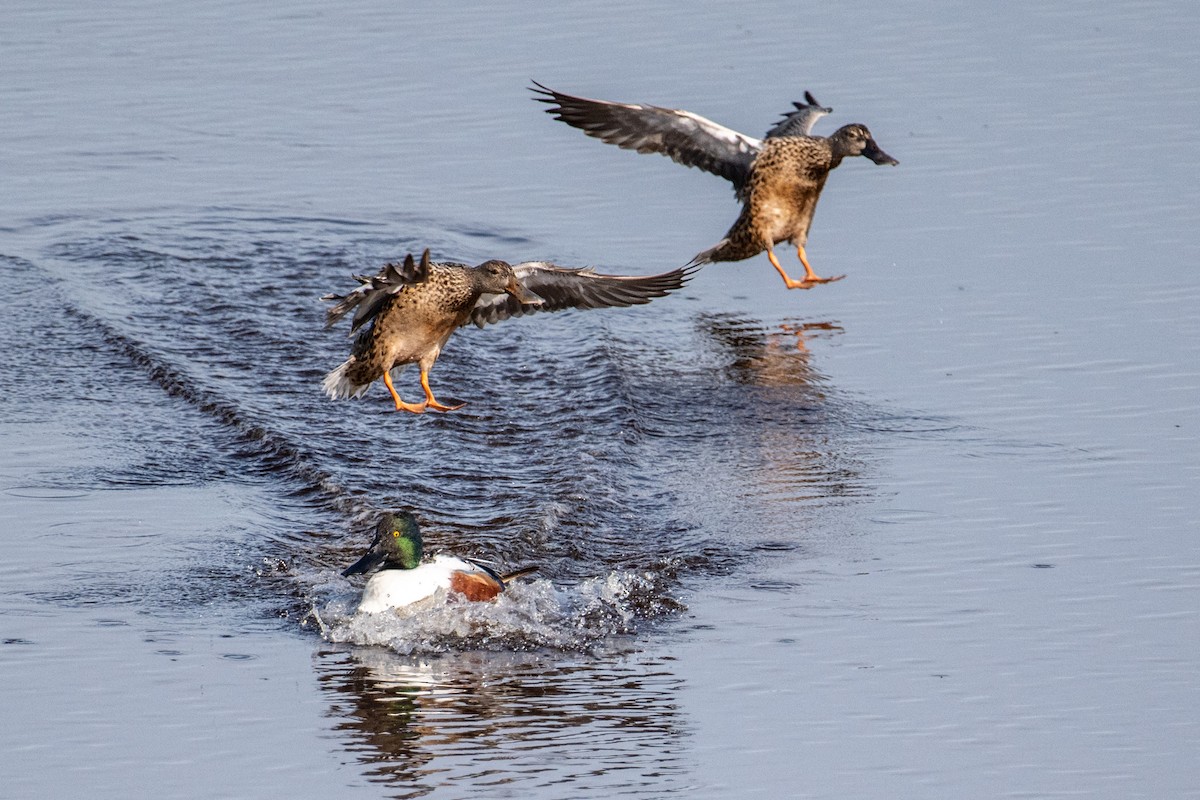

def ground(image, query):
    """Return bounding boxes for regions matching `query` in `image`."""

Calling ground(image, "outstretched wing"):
[532,81,760,193]
[321,250,431,334]
[466,261,698,329]
[762,91,833,139]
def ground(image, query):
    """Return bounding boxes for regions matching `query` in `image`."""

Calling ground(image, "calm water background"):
[3,1,1199,797]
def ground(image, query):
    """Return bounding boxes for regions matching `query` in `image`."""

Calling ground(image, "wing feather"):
[762,91,833,139]
[532,82,760,192]
[466,261,698,329]
[321,250,432,333]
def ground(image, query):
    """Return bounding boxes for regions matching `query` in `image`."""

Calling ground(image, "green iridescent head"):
[341,511,424,575]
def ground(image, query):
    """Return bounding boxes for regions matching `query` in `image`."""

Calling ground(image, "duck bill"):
[506,279,543,306]
[863,138,898,166]
[341,543,387,576]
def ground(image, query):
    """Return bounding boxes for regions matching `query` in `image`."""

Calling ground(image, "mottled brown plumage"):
[322,249,695,413]
[532,83,898,290]
[691,126,895,288]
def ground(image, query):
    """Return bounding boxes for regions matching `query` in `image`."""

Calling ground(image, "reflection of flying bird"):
[342,512,536,613]
[532,83,897,290]
[323,249,695,413]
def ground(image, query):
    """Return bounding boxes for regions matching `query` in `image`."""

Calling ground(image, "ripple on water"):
[3,487,92,499]
[14,215,908,650]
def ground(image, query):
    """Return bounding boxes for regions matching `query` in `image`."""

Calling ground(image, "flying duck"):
[322,249,694,412]
[532,82,897,290]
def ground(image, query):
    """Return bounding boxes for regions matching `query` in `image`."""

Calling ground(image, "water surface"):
[3,1,1199,798]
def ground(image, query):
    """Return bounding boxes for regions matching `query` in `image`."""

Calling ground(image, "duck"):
[341,511,536,614]
[531,82,897,290]
[322,249,695,412]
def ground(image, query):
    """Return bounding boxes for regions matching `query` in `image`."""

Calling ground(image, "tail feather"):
[322,359,370,400]
[499,565,538,585]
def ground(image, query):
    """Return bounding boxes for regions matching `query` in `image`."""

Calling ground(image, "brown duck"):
[532,83,897,290]
[322,249,694,413]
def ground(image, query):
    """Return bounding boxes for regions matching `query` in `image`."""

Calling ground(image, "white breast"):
[356,555,483,614]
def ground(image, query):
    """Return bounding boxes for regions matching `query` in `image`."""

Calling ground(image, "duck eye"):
[392,530,400,538]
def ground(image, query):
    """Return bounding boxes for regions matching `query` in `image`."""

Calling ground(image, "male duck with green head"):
[342,512,535,613]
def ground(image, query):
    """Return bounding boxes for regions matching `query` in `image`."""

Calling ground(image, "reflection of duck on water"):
[700,313,843,385]
[342,512,536,613]
[312,645,687,793]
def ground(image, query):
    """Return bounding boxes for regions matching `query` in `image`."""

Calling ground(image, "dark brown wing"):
[321,249,431,334]
[531,82,760,193]
[466,261,698,329]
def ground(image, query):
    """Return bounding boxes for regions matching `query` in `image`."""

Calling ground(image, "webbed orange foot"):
[788,274,846,290]
[770,248,844,291]
[418,369,465,412]
[426,398,466,412]
[383,371,427,413]
[392,399,428,414]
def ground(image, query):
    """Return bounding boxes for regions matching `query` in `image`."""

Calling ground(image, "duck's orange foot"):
[383,371,426,413]
[393,399,429,414]
[785,274,846,290]
[426,398,466,412]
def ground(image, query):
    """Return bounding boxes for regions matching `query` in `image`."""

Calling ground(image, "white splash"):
[303,570,682,655]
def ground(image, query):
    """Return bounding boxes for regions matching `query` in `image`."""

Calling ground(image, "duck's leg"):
[795,245,845,286]
[419,367,466,412]
[383,370,427,414]
[766,245,817,290]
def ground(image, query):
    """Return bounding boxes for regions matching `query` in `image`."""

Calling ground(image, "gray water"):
[3,1,1199,797]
